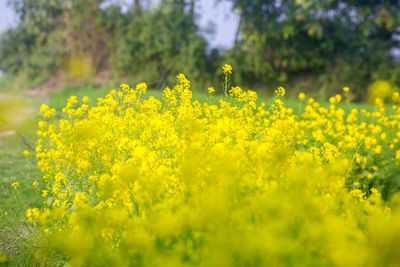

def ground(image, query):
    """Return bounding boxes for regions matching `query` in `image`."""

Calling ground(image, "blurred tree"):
[225,0,400,98]
[115,0,210,87]
[2,0,397,99]
[0,0,211,89]
[0,0,120,83]
[135,0,141,13]
[0,0,65,80]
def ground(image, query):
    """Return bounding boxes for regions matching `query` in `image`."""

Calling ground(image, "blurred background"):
[0,0,399,101]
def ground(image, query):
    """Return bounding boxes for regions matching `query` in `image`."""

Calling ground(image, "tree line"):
[1,0,399,99]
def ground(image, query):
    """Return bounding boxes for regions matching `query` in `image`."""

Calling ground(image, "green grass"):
[0,76,8,89]
[0,118,46,266]
[0,83,382,266]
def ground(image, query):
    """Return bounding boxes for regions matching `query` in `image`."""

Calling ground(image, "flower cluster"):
[222,64,232,74]
[27,67,400,266]
[11,182,19,190]
[275,86,285,96]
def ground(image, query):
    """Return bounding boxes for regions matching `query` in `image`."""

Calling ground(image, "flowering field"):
[2,66,400,266]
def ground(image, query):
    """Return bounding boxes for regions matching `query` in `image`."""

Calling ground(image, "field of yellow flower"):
[3,66,400,266]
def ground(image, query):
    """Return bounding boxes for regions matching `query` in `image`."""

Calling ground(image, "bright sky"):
[0,0,17,33]
[0,0,239,48]
[197,0,239,48]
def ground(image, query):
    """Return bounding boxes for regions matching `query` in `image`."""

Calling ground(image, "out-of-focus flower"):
[222,64,232,74]
[11,182,19,189]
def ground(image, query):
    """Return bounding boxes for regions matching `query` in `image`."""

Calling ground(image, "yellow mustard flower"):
[298,92,306,100]
[275,86,285,97]
[11,182,19,189]
[222,64,232,74]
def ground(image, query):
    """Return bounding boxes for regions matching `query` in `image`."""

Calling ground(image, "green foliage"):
[0,0,116,83]
[0,0,212,89]
[0,0,66,78]
[115,1,210,87]
[0,0,399,99]
[226,0,400,98]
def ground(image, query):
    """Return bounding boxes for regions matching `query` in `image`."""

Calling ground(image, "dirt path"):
[26,77,64,97]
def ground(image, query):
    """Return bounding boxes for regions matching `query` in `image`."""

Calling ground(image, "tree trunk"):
[134,0,141,13]
[190,0,195,17]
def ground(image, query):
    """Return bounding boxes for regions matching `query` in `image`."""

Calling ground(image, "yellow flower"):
[82,96,90,103]
[26,208,40,222]
[373,145,382,154]
[39,104,56,118]
[298,92,306,101]
[42,190,49,197]
[275,86,285,97]
[23,150,29,157]
[343,87,350,92]
[38,120,47,130]
[27,67,400,266]
[136,82,148,94]
[222,64,232,74]
[11,182,20,189]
